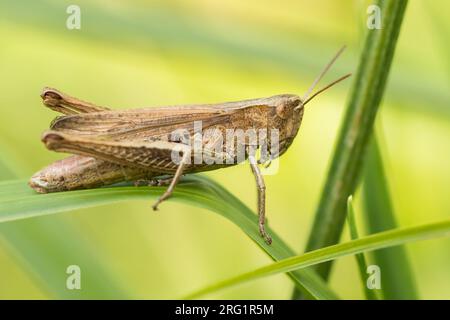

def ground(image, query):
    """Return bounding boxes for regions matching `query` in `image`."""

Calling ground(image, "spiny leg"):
[152,149,189,211]
[248,154,272,245]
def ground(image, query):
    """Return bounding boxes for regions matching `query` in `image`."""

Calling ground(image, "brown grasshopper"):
[29,47,350,244]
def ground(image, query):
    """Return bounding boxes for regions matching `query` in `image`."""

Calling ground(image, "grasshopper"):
[29,47,350,244]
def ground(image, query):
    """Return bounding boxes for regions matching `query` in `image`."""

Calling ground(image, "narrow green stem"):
[293,0,408,299]
[346,196,379,300]
[363,135,418,299]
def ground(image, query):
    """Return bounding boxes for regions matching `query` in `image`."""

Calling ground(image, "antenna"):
[301,45,347,103]
[303,73,352,106]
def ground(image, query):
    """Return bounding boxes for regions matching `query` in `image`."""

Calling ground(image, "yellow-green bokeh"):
[0,0,449,299]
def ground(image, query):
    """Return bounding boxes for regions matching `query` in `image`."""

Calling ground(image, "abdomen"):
[29,155,156,193]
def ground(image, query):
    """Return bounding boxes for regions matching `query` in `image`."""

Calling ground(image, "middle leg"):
[248,153,272,245]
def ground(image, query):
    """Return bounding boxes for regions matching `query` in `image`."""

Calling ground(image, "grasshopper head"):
[266,47,351,159]
[267,94,304,158]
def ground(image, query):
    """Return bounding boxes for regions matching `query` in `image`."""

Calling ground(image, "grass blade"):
[0,176,338,299]
[0,157,132,298]
[346,196,379,300]
[362,135,418,299]
[187,219,450,299]
[293,0,409,299]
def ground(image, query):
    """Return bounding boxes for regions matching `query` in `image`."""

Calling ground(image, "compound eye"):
[276,104,288,119]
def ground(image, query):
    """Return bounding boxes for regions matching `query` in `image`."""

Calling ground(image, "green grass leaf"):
[0,176,338,299]
[362,135,418,299]
[294,0,409,299]
[0,157,133,299]
[346,196,379,300]
[187,219,450,299]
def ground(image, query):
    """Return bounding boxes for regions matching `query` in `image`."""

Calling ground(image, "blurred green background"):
[0,0,449,299]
